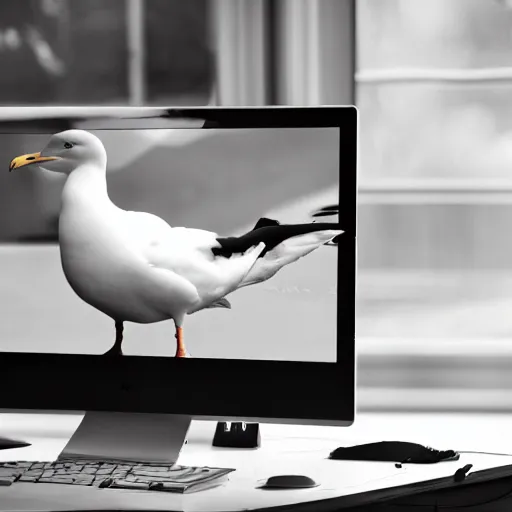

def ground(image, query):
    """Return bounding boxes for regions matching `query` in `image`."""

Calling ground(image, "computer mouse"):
[262,474,319,489]
[329,441,460,464]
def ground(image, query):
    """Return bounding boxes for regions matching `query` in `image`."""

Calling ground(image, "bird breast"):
[58,202,188,324]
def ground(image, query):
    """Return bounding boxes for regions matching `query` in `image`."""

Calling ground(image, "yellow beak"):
[9,152,58,172]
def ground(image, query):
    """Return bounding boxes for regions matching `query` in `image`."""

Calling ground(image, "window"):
[357,0,512,411]
[0,0,213,105]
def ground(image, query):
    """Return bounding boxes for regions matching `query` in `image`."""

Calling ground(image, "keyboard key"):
[96,468,114,475]
[40,476,76,484]
[111,472,129,479]
[19,476,38,482]
[135,474,178,482]
[111,479,150,490]
[73,479,94,486]
[137,466,172,472]
[132,469,175,478]
[24,471,43,478]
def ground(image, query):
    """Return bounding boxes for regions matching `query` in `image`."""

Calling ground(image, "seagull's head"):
[9,129,107,175]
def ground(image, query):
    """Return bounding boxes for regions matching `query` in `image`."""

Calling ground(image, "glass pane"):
[0,0,128,104]
[0,0,70,104]
[145,0,213,105]
[64,0,128,104]
[359,83,512,180]
[357,0,512,70]
[356,0,512,407]
[0,0,213,105]
[358,0,512,181]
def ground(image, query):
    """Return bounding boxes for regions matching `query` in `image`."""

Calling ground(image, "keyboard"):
[0,460,234,493]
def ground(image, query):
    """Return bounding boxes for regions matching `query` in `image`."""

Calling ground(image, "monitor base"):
[213,422,260,448]
[57,411,192,464]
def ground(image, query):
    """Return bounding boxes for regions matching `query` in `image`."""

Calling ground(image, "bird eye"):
[64,142,74,149]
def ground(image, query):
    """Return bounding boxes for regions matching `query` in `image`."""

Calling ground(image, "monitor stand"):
[57,411,192,464]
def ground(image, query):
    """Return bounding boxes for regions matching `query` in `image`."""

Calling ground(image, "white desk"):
[2,412,512,511]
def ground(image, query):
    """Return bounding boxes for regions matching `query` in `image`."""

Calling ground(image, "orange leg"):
[175,327,189,358]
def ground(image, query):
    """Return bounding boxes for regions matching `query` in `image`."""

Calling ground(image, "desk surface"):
[1,412,512,511]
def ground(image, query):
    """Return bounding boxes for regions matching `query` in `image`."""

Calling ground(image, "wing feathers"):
[213,222,342,258]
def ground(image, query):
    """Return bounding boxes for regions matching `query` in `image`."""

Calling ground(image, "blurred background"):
[1,0,511,413]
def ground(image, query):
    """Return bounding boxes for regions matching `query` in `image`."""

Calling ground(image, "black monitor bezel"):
[0,106,357,425]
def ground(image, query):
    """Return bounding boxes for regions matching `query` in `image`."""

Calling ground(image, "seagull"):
[9,129,342,357]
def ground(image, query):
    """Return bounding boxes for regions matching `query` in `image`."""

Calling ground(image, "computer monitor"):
[0,106,356,463]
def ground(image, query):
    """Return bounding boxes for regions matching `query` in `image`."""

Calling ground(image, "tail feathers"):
[295,229,342,247]
[239,229,342,288]
[206,297,232,309]
[269,229,342,262]
[215,241,266,294]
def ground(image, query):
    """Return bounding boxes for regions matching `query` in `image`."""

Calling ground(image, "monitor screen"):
[1,126,339,363]
[0,107,356,425]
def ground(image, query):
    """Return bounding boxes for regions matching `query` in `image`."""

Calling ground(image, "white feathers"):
[239,229,342,288]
